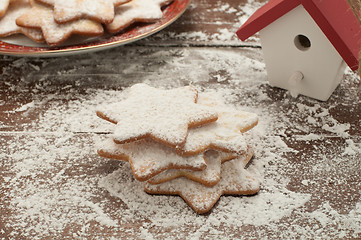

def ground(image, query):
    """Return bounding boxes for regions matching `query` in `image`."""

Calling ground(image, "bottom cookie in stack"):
[144,148,260,214]
[97,138,260,214]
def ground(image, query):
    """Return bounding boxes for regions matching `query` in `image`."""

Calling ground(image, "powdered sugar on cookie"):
[0,0,175,46]
[106,0,173,33]
[97,137,207,181]
[0,0,10,17]
[145,154,261,214]
[16,0,104,45]
[36,0,130,24]
[95,83,258,213]
[197,91,259,133]
[96,83,218,148]
[148,147,254,186]
[177,92,257,155]
[0,0,44,42]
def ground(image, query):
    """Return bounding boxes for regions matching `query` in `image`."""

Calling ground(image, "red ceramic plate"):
[0,0,191,57]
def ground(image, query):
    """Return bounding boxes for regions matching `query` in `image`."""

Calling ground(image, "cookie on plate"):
[106,0,173,33]
[0,0,44,42]
[16,0,104,46]
[35,0,130,24]
[0,0,10,17]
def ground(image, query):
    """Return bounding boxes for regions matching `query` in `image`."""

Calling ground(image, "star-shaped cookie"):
[35,0,130,24]
[0,0,44,42]
[16,0,104,46]
[97,137,207,182]
[197,92,259,133]
[96,84,218,148]
[0,0,10,17]
[144,155,261,214]
[175,93,258,156]
[148,147,254,187]
[106,0,173,33]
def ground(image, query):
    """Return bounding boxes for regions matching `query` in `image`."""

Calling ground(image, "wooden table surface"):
[1,0,360,239]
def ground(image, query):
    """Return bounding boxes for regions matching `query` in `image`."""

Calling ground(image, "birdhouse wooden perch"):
[236,0,361,101]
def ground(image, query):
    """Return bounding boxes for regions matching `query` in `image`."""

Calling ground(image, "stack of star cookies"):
[0,0,172,46]
[96,83,260,214]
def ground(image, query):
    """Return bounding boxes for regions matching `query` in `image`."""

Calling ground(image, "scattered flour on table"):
[1,48,360,238]
[150,0,264,45]
[12,101,35,113]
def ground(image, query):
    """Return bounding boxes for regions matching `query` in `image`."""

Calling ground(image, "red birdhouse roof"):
[236,0,361,71]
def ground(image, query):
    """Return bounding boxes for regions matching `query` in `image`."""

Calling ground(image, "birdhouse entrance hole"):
[294,34,311,51]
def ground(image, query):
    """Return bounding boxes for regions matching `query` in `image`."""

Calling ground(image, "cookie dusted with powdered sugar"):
[96,83,218,148]
[106,0,173,33]
[197,92,259,133]
[35,0,130,24]
[0,0,44,42]
[97,137,207,182]
[0,0,10,17]
[175,92,258,156]
[147,147,254,187]
[16,0,104,46]
[144,155,261,214]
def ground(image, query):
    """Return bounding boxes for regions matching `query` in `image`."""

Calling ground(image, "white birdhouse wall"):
[259,5,346,101]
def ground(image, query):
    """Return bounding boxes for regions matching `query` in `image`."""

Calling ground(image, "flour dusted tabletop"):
[1,0,360,239]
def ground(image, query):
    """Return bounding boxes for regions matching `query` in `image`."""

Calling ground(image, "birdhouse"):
[236,0,361,101]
